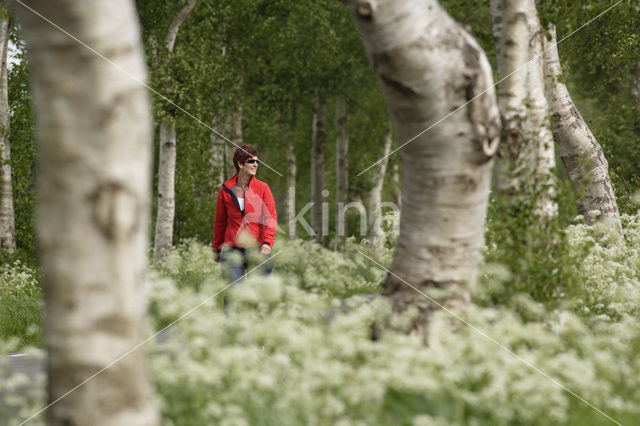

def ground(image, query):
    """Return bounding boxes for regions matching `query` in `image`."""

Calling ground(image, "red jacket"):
[212,175,277,251]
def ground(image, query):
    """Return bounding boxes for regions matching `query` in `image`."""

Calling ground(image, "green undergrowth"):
[0,261,42,348]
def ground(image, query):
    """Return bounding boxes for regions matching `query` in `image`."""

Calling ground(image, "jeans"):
[220,246,273,284]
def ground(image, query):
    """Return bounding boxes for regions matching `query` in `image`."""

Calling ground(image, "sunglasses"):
[246,159,259,164]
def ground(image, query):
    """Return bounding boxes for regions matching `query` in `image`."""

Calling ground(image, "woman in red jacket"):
[212,144,277,283]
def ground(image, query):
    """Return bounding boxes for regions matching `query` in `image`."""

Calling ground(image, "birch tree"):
[632,62,640,122]
[368,130,392,254]
[311,98,326,245]
[348,0,501,328]
[153,0,196,262]
[335,97,348,250]
[491,0,556,216]
[13,0,159,424]
[543,25,620,226]
[0,3,14,253]
[209,114,225,189]
[285,125,297,240]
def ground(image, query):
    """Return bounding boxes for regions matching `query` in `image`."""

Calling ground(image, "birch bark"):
[153,0,196,262]
[348,0,501,326]
[0,7,14,253]
[13,0,159,424]
[368,130,392,254]
[209,113,225,189]
[491,0,556,216]
[153,123,176,262]
[225,106,242,179]
[286,132,297,240]
[311,98,326,245]
[543,25,620,226]
[335,97,348,250]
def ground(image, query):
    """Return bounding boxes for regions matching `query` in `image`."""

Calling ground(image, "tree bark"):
[335,97,348,250]
[225,106,242,179]
[523,0,556,217]
[391,161,401,209]
[543,25,620,226]
[163,0,196,52]
[14,0,159,424]
[153,0,196,261]
[349,0,501,327]
[153,123,176,262]
[209,113,225,189]
[286,132,297,240]
[631,62,640,123]
[311,98,326,245]
[0,8,15,253]
[491,0,556,216]
[368,130,392,254]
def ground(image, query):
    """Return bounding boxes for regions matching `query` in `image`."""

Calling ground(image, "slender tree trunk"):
[14,0,159,424]
[368,130,392,254]
[209,113,225,189]
[163,0,196,52]
[491,0,528,170]
[491,0,556,216]
[311,98,326,245]
[523,1,556,216]
[391,161,401,209]
[286,132,297,240]
[225,106,242,179]
[335,98,348,251]
[543,25,620,226]
[154,123,176,262]
[0,9,15,253]
[631,62,640,122]
[349,0,501,329]
[153,0,196,262]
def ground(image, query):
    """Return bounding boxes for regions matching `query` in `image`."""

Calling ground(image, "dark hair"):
[233,144,259,173]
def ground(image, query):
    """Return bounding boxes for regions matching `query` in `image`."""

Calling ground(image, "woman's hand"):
[261,244,272,256]
[213,251,221,263]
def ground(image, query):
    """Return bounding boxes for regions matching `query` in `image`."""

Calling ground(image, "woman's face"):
[240,156,259,176]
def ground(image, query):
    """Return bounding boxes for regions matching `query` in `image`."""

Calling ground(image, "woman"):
[212,144,277,283]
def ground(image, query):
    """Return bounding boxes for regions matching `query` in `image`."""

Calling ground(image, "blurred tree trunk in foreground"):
[543,24,620,227]
[348,0,501,334]
[14,0,159,424]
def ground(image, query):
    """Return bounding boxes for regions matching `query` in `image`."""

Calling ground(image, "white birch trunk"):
[209,113,225,189]
[335,97,348,250]
[368,130,392,254]
[391,161,401,209]
[523,2,556,216]
[163,0,196,52]
[153,0,196,261]
[286,134,297,240]
[491,0,556,216]
[311,98,326,245]
[0,10,14,253]
[14,0,159,424]
[153,123,176,262]
[225,106,242,179]
[543,25,620,226]
[348,0,501,323]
